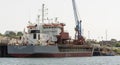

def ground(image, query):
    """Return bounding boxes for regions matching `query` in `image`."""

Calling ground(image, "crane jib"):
[72,0,82,38]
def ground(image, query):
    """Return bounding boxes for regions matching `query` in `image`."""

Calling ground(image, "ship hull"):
[6,45,93,57]
[9,53,92,57]
[9,54,31,57]
[32,53,92,57]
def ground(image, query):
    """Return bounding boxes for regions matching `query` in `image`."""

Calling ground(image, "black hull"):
[32,53,92,57]
[8,53,92,58]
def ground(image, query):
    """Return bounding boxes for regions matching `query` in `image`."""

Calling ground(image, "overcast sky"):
[0,0,120,41]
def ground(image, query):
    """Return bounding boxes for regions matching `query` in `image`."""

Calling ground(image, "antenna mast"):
[42,4,45,23]
[37,14,40,24]
[105,30,108,41]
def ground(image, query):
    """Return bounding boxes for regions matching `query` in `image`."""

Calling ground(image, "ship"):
[0,0,94,57]
[6,22,94,57]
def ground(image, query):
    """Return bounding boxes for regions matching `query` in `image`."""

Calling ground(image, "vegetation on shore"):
[0,31,23,38]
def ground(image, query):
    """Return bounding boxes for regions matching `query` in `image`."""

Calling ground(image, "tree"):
[9,31,16,35]
[5,31,16,38]
[115,43,120,47]
[111,39,117,42]
[17,32,23,36]
[0,33,2,36]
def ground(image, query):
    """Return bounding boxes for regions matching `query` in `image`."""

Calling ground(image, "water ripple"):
[0,56,120,65]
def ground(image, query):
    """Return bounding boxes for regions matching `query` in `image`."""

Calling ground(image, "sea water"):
[0,56,120,65]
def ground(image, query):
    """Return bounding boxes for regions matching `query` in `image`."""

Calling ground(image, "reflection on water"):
[0,56,120,65]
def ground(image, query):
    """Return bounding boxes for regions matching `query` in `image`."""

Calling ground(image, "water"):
[0,56,120,65]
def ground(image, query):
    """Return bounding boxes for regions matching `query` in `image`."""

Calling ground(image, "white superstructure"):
[19,22,64,45]
[8,4,69,46]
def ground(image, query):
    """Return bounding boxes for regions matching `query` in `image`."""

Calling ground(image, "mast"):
[105,30,108,41]
[42,4,45,23]
[38,15,40,23]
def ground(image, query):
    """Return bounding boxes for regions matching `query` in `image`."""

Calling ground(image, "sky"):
[0,0,120,41]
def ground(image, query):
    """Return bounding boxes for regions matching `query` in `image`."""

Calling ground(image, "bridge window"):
[31,30,40,33]
[33,33,36,39]
[38,34,40,40]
